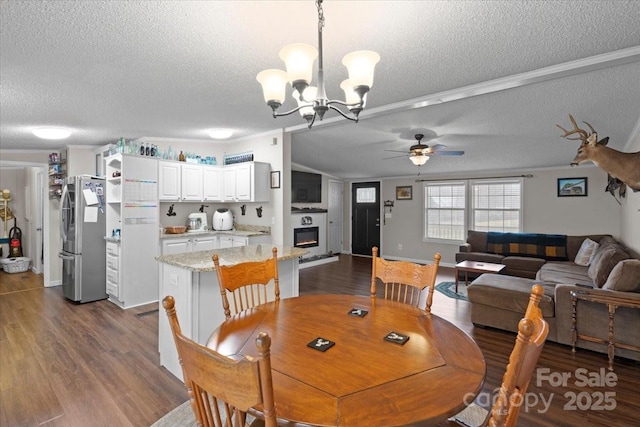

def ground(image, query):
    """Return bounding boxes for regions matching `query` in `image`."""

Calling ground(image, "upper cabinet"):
[159,160,269,203]
[158,161,181,201]
[202,166,222,201]
[181,164,203,201]
[223,162,270,203]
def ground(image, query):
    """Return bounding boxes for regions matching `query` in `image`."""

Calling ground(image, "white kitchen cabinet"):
[192,236,218,251]
[222,167,237,201]
[106,241,120,298]
[105,153,159,309]
[202,166,222,201]
[222,162,270,202]
[181,164,204,201]
[162,238,192,255]
[218,235,246,248]
[158,161,181,201]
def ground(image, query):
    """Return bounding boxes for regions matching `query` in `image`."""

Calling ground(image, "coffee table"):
[455,260,506,292]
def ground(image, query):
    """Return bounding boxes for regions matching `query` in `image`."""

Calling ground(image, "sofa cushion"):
[502,256,546,273]
[486,232,568,261]
[467,230,488,252]
[588,242,630,287]
[536,261,593,287]
[455,251,505,264]
[602,260,640,292]
[467,273,555,317]
[574,238,599,266]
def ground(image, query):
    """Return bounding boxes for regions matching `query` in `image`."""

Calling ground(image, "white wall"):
[370,164,622,266]
[66,145,96,176]
[620,131,640,257]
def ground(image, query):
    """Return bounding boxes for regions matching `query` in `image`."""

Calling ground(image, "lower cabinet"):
[161,233,271,254]
[192,236,217,252]
[106,241,120,298]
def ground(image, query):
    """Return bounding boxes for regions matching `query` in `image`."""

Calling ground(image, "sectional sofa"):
[457,231,640,362]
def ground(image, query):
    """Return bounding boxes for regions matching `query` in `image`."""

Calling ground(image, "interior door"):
[351,182,380,256]
[327,180,343,255]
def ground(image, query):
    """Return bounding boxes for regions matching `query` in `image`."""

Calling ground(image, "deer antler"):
[556,114,592,142]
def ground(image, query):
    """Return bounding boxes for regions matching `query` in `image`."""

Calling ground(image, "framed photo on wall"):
[396,186,413,200]
[557,177,587,197]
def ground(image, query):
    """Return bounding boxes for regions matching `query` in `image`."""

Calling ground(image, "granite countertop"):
[159,229,270,240]
[155,244,307,272]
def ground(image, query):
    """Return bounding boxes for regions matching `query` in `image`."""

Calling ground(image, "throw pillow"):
[588,244,630,287]
[602,259,640,292]
[574,238,599,266]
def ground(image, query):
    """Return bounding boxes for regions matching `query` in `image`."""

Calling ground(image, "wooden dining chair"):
[213,247,280,319]
[162,295,277,427]
[448,284,549,427]
[370,246,442,313]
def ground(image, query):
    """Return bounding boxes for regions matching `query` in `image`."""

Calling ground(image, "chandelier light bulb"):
[279,43,317,87]
[342,50,381,88]
[256,69,288,105]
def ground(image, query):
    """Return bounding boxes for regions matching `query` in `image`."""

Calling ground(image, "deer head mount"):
[557,114,640,194]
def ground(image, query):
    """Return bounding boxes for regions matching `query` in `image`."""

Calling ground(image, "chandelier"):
[256,0,380,128]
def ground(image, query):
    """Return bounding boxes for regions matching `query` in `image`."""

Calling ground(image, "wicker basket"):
[165,226,187,234]
[2,257,31,274]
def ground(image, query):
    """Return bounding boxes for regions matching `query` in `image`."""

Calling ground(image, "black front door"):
[351,182,380,256]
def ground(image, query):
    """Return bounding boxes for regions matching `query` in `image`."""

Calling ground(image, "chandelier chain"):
[316,0,324,33]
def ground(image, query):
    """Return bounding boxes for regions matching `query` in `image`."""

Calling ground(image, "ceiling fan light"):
[32,127,71,140]
[256,69,288,104]
[279,43,317,86]
[410,154,429,166]
[342,50,380,88]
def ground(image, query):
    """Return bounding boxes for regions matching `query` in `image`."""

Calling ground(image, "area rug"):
[435,281,469,302]
[151,401,256,427]
[151,401,195,427]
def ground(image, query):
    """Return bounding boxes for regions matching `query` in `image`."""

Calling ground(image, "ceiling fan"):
[384,134,465,166]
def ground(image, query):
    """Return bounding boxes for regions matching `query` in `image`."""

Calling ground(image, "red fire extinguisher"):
[9,219,23,258]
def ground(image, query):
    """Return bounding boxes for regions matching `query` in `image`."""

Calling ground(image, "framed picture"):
[270,171,281,189]
[396,186,413,200]
[557,177,587,197]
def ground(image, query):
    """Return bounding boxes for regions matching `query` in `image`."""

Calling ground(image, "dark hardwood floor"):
[1,255,638,426]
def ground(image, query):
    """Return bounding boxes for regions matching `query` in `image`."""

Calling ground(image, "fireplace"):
[294,227,319,249]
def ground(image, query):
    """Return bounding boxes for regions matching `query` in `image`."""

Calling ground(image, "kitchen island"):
[156,244,306,380]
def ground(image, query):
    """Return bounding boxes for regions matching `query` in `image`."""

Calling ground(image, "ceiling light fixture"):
[256,0,380,129]
[208,129,234,139]
[410,153,430,166]
[32,127,71,140]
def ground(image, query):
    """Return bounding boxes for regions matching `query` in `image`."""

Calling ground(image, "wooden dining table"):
[206,294,486,427]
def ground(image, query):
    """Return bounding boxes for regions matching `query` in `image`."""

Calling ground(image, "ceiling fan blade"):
[384,149,409,153]
[429,144,447,151]
[383,154,409,160]
[430,150,465,156]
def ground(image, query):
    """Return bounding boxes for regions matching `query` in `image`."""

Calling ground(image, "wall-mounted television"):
[292,171,322,203]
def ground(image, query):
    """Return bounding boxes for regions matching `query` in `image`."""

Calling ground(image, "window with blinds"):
[424,181,466,241]
[471,179,522,232]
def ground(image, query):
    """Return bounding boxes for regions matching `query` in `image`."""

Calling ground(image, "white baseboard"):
[299,256,340,269]
[46,280,61,288]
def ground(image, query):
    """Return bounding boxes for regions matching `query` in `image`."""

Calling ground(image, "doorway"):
[327,180,343,254]
[0,160,50,286]
[351,181,380,256]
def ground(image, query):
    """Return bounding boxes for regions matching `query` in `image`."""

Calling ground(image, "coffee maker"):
[186,212,208,232]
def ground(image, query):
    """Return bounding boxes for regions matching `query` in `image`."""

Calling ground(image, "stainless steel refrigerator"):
[59,176,108,303]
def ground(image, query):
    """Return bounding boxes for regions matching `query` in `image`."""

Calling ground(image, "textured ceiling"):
[1,1,640,179]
